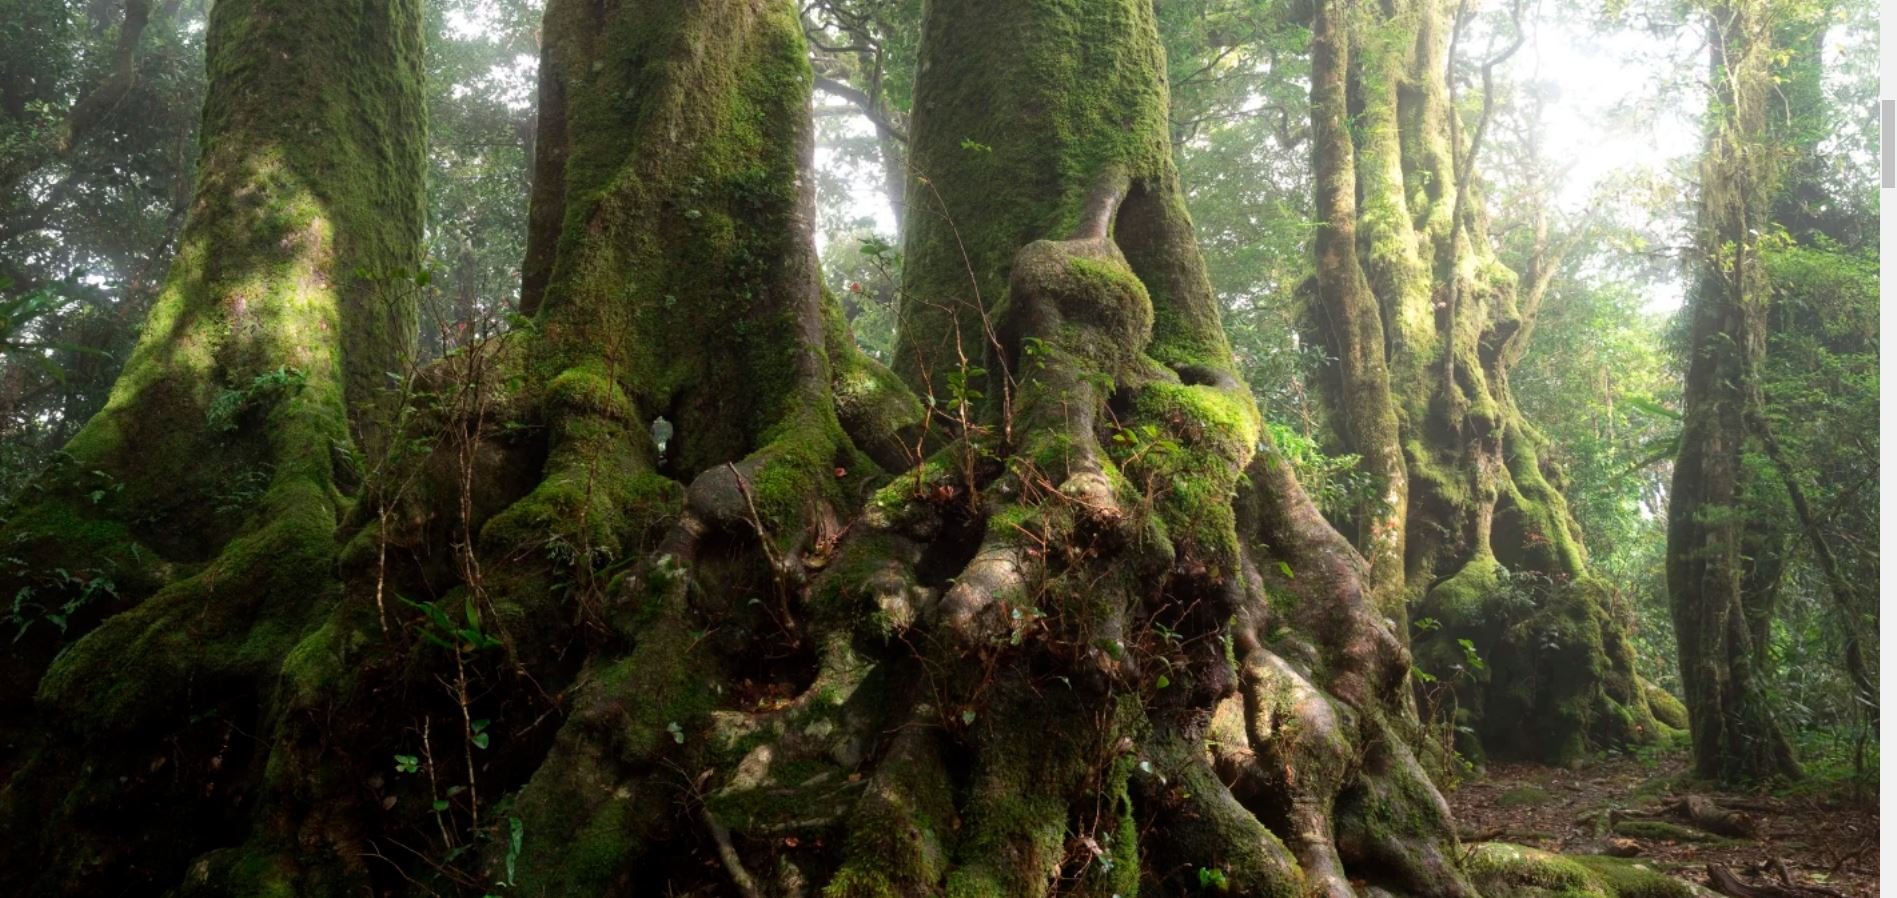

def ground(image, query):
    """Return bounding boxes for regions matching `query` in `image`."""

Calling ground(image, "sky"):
[1507,8,1708,311]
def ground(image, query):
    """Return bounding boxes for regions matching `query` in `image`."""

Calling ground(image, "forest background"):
[0,0,1881,893]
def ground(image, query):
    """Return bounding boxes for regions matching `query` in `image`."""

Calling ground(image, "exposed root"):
[937,537,1036,644]
[1136,723,1304,898]
[705,806,766,898]
[828,721,957,896]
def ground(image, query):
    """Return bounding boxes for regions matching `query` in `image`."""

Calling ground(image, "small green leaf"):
[506,816,524,885]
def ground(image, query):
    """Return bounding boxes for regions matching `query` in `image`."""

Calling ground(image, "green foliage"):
[401,595,504,652]
[0,0,207,484]
[416,0,540,354]
[1750,232,1879,768]
[5,565,117,641]
[1261,421,1374,519]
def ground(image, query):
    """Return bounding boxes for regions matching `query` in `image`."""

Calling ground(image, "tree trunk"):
[1666,0,1801,784]
[0,0,1551,895]
[1304,0,1663,764]
[0,0,425,890]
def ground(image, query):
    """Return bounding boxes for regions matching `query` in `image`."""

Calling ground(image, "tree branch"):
[814,74,908,144]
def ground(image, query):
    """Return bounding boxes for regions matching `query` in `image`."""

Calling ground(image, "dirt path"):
[1445,751,1879,897]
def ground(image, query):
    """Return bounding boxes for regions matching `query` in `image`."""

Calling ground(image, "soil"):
[1445,750,1880,897]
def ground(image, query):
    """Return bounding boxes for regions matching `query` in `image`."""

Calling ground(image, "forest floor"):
[1445,749,1879,897]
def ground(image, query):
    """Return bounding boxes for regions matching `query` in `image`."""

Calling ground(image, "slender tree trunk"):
[1309,0,1409,613]
[1304,0,1663,764]
[1666,0,1801,784]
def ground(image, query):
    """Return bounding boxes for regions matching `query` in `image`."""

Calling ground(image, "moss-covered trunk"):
[0,0,425,890]
[1304,0,1664,764]
[0,0,1712,895]
[1665,0,1801,784]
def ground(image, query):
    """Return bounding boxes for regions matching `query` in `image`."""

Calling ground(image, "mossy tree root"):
[0,1,1521,894]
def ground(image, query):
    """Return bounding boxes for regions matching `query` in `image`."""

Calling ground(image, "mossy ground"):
[1450,750,1880,898]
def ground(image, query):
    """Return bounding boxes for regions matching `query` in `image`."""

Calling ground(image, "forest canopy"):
[0,0,1879,896]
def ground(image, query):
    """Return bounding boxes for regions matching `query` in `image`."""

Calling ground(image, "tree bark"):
[1666,0,1802,785]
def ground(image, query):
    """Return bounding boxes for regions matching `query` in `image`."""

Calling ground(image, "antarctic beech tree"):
[0,0,425,890]
[1303,0,1668,763]
[0,0,1711,895]
[1666,0,1804,784]
[501,0,1477,893]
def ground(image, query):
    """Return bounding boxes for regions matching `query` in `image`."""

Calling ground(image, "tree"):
[0,0,425,890]
[1667,0,1844,784]
[1303,0,1667,763]
[0,1,1708,896]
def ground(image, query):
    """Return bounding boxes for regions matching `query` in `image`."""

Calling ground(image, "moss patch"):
[1497,785,1554,808]
[1466,843,1698,898]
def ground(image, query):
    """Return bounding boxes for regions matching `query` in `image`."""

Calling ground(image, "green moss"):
[1465,843,1597,896]
[1644,681,1689,731]
[1570,856,1700,898]
[545,365,638,422]
[894,0,1175,395]
[825,868,912,898]
[1144,727,1303,898]
[1093,754,1143,898]
[741,409,868,547]
[1104,380,1259,574]
[1466,844,1697,898]
[38,473,343,730]
[278,620,349,706]
[1422,552,1502,621]
[1497,785,1553,808]
[821,288,924,470]
[170,846,304,898]
[1066,256,1152,322]
[524,0,847,492]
